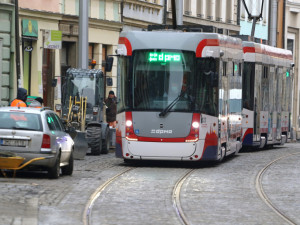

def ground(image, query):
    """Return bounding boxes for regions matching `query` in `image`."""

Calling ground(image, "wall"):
[286,0,300,139]
[0,2,15,106]
[19,0,60,13]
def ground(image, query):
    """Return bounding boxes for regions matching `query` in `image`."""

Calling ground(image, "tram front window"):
[132,50,195,112]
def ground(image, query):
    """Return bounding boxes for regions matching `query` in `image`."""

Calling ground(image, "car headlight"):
[93,106,99,115]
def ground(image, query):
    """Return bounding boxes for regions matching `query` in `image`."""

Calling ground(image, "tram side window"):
[242,62,255,110]
[261,66,269,111]
[195,58,218,116]
[281,68,287,111]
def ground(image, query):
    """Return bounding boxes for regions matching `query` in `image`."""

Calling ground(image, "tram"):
[115,31,244,161]
[242,42,294,148]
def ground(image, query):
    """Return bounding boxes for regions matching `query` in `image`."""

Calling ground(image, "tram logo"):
[151,129,173,134]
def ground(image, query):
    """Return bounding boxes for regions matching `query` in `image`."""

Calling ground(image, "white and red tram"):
[115,31,244,161]
[242,42,293,148]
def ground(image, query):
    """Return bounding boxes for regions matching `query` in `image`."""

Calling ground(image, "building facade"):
[285,0,300,139]
[166,0,241,35]
[0,0,16,106]
[121,0,164,31]
[17,0,122,109]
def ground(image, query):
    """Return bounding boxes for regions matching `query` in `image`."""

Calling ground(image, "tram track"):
[255,152,300,225]
[83,164,197,225]
[82,167,134,225]
[172,168,196,225]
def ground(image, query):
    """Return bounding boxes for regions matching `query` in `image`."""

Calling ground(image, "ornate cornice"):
[19,8,122,33]
[19,8,62,22]
[124,0,163,11]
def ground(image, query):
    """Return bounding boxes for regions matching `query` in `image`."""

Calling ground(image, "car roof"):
[0,107,54,114]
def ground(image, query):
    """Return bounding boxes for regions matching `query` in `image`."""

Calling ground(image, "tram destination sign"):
[148,52,181,63]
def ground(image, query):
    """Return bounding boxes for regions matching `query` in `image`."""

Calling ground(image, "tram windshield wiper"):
[159,91,186,117]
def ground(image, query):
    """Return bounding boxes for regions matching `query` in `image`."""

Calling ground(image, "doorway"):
[42,49,55,109]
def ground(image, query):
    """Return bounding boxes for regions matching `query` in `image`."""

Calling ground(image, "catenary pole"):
[79,0,88,69]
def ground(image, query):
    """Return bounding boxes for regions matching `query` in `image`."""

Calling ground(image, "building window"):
[287,39,294,55]
[99,0,105,20]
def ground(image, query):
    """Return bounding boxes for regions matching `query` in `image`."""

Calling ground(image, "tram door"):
[268,66,275,142]
[276,67,283,140]
[254,64,262,142]
[219,61,229,147]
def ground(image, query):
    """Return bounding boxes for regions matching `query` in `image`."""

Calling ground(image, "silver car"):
[0,107,74,178]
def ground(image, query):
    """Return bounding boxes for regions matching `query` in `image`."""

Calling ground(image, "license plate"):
[0,139,27,147]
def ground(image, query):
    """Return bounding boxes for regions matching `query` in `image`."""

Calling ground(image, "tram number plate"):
[0,139,27,147]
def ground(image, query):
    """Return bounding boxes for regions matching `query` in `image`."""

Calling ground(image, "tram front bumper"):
[116,138,219,161]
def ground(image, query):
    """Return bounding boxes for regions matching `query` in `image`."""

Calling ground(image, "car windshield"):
[63,76,97,106]
[0,112,42,131]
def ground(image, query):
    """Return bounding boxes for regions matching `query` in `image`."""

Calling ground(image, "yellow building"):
[18,0,122,109]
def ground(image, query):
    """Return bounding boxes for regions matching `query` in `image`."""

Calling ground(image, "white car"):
[0,107,74,178]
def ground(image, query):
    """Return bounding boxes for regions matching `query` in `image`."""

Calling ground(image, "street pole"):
[79,0,88,69]
[175,0,183,26]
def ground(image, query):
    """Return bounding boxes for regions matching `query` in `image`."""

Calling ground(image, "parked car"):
[0,107,74,178]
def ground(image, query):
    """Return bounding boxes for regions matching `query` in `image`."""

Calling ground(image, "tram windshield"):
[118,50,219,116]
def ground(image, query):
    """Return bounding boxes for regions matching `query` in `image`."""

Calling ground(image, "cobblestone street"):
[1,144,300,225]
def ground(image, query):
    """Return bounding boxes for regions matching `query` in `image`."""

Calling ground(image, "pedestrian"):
[104,90,117,128]
[29,97,43,108]
[10,88,28,107]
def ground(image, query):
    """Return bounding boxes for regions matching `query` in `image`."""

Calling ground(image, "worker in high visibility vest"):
[29,97,43,108]
[10,88,28,107]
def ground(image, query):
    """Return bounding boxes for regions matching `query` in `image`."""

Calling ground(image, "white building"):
[166,0,241,35]
[285,0,300,139]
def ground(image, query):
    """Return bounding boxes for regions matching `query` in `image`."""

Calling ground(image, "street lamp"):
[241,0,265,39]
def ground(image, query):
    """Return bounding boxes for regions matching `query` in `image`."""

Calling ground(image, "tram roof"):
[117,31,242,58]
[243,41,293,61]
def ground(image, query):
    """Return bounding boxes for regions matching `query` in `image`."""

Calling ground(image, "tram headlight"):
[192,122,200,129]
[125,112,138,141]
[126,120,133,127]
[185,113,200,143]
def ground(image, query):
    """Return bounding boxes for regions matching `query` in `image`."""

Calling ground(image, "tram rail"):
[82,167,134,225]
[172,169,196,225]
[255,153,300,225]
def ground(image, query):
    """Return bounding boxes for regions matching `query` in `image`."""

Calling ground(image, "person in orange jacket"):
[10,88,28,107]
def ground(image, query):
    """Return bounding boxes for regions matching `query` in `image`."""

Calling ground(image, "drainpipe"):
[15,0,21,87]
[282,0,286,48]
[269,0,278,47]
